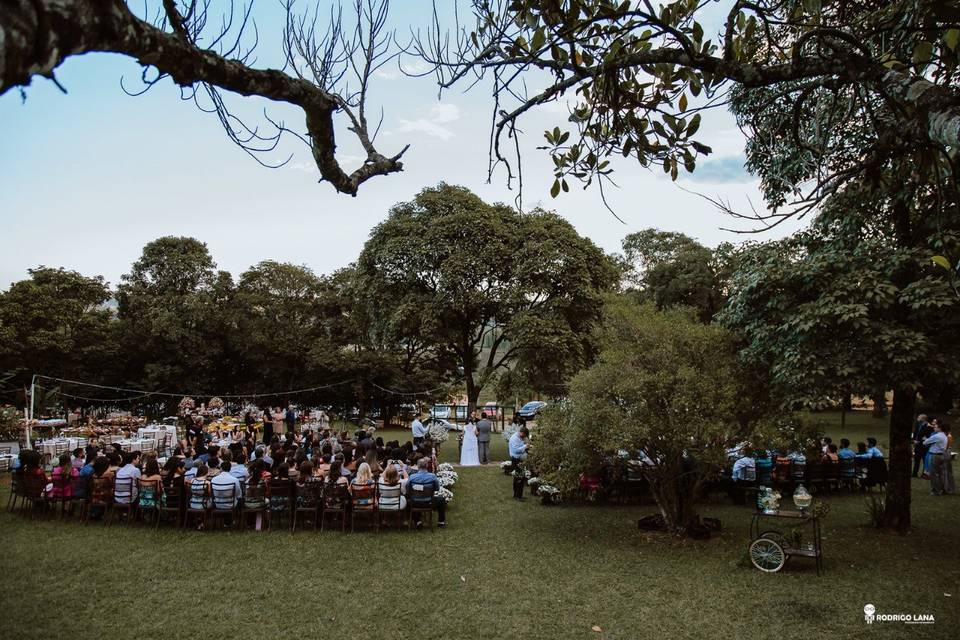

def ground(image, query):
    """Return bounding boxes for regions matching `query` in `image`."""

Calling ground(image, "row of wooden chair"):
[7,473,440,533]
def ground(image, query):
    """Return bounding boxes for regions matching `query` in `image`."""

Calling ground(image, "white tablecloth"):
[39,438,85,456]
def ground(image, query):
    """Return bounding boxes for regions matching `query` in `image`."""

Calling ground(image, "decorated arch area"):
[4,0,960,637]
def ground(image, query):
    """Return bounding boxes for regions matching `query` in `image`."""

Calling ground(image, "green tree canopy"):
[535,296,750,535]
[356,183,619,409]
[117,236,233,394]
[621,229,728,322]
[0,267,116,389]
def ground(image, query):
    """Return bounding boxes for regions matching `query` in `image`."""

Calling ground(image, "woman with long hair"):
[349,462,375,508]
[364,448,382,476]
[377,463,406,512]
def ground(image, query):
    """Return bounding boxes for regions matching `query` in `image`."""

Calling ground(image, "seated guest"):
[866,437,884,458]
[49,453,78,499]
[326,460,349,489]
[297,461,314,484]
[822,443,839,463]
[84,437,99,462]
[114,451,142,504]
[189,463,211,510]
[223,450,249,482]
[139,456,163,510]
[731,450,756,481]
[182,447,197,470]
[407,457,447,528]
[106,452,122,477]
[854,442,871,461]
[88,458,112,519]
[211,461,242,507]
[350,462,376,507]
[364,448,382,476]
[76,454,97,498]
[71,448,85,470]
[821,437,832,455]
[837,438,856,459]
[377,464,407,512]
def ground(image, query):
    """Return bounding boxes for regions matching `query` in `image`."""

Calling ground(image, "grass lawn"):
[1,416,957,639]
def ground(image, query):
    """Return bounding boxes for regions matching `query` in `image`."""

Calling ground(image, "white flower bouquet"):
[499,460,513,474]
[438,469,458,482]
[527,476,540,486]
[436,487,454,502]
[437,462,455,473]
[438,475,456,488]
[428,422,449,443]
[538,483,561,505]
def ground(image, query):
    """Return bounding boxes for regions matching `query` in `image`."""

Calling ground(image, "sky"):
[0,1,807,290]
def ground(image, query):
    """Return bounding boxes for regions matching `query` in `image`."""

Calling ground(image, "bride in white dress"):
[460,422,481,466]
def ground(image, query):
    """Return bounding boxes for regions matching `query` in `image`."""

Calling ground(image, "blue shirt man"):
[731,455,755,481]
[837,439,856,460]
[866,438,884,458]
[508,431,528,459]
[407,459,446,527]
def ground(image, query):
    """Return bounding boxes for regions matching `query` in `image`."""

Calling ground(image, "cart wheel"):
[749,538,786,573]
[759,530,787,548]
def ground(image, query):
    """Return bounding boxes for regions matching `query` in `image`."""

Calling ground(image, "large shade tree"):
[356,183,618,412]
[117,236,235,394]
[621,229,729,322]
[720,179,960,532]
[0,268,117,391]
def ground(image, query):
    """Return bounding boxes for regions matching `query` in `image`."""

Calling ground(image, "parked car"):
[517,401,548,420]
[423,417,462,432]
[481,402,503,418]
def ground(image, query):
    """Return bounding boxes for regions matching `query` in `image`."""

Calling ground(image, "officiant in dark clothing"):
[913,414,933,477]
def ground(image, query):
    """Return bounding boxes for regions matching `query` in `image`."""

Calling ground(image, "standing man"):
[508,426,530,501]
[476,412,492,465]
[285,403,296,434]
[923,421,949,496]
[913,414,933,478]
[411,413,427,446]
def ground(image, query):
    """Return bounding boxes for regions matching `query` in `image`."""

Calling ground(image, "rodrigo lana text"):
[863,604,935,625]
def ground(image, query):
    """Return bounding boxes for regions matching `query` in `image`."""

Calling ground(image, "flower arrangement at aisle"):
[437,469,458,483]
[499,460,513,475]
[427,422,449,443]
[207,397,225,411]
[436,487,454,503]
[178,397,196,415]
[437,462,455,473]
[438,474,457,488]
[512,460,531,479]
[538,484,561,505]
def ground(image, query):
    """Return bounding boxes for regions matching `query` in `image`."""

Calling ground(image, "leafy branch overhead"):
[415,0,960,214]
[0,0,408,195]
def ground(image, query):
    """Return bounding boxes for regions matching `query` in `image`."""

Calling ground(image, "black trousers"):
[511,457,525,498]
[413,436,423,447]
[263,424,273,444]
[912,444,928,476]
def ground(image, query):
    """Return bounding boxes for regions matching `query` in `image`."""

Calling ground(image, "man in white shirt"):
[114,451,142,504]
[732,453,756,482]
[411,414,427,446]
[923,421,949,496]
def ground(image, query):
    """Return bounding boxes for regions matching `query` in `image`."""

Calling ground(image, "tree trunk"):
[883,386,916,533]
[465,375,480,418]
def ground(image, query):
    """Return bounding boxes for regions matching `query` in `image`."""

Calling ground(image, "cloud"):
[396,118,455,141]
[428,103,460,123]
[393,103,461,141]
[682,155,754,184]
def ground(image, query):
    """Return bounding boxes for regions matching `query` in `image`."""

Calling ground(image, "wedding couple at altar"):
[459,412,492,466]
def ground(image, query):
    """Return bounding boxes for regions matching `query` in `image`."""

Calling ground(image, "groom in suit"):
[476,412,492,464]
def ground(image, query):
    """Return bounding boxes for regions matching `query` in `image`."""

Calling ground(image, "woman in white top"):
[377,464,407,511]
